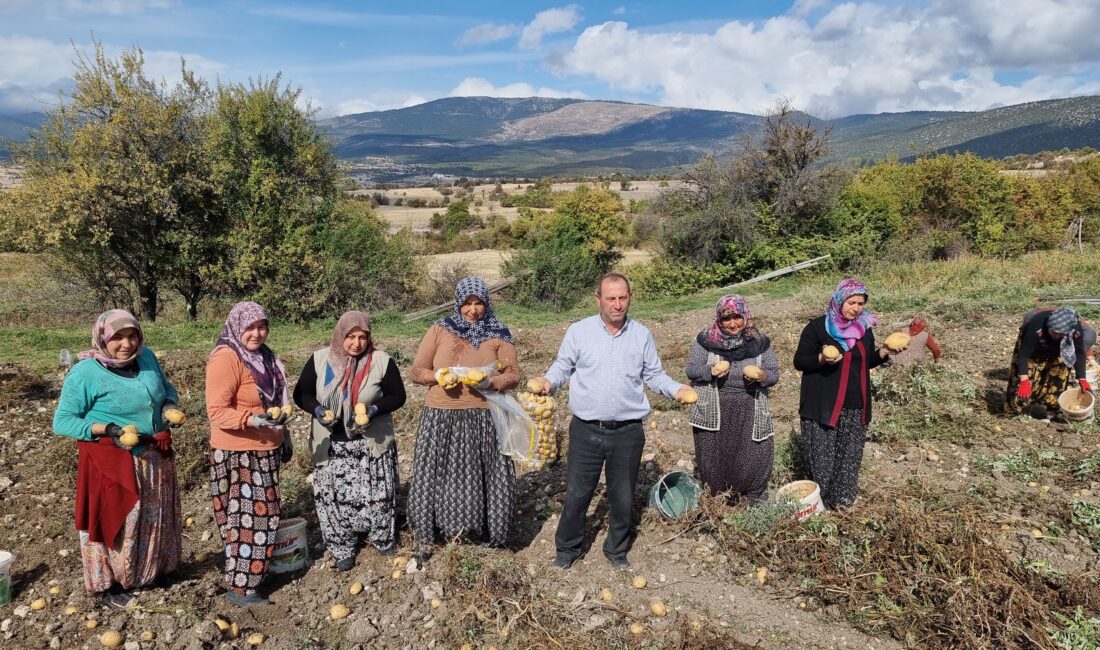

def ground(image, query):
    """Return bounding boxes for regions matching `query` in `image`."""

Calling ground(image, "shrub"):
[623,260,733,299]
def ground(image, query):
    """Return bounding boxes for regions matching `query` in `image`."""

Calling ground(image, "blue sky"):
[2,0,1099,118]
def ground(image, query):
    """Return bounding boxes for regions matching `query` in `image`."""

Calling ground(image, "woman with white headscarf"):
[293,311,406,571]
[1007,306,1091,417]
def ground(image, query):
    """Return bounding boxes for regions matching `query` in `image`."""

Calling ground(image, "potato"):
[649,600,667,617]
[349,581,364,596]
[465,368,487,384]
[884,332,911,352]
[214,618,231,632]
[630,623,645,635]
[140,631,156,642]
[48,586,60,595]
[163,408,187,425]
[85,619,99,629]
[354,413,370,427]
[755,567,768,585]
[743,365,764,381]
[430,598,442,608]
[712,360,730,375]
[323,409,335,421]
[392,570,403,579]
[281,404,293,418]
[64,605,79,615]
[246,633,266,646]
[30,598,46,610]
[119,431,140,447]
[354,403,367,415]
[822,345,842,361]
[99,631,123,648]
[681,389,698,404]
[599,587,613,603]
[526,378,545,394]
[267,406,282,420]
[330,603,349,620]
[631,575,647,589]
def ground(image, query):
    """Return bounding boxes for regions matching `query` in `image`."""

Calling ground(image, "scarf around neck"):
[319,311,375,423]
[697,294,770,361]
[1046,306,1079,369]
[211,301,287,408]
[80,309,143,368]
[824,278,878,352]
[437,277,513,350]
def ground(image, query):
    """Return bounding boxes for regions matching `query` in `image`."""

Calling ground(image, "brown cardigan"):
[410,324,520,409]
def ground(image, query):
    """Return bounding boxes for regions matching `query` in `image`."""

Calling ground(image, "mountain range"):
[4,95,1100,182]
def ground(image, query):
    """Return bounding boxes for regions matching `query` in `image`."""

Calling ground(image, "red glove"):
[1080,379,1092,393]
[1017,378,1032,399]
[152,430,172,453]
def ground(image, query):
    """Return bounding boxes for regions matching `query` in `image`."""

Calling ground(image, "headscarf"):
[908,317,928,336]
[696,294,771,361]
[211,301,287,408]
[437,277,513,349]
[1046,306,1079,369]
[79,309,143,368]
[319,311,375,423]
[824,278,878,352]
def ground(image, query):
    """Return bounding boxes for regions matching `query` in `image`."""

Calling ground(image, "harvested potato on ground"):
[632,575,647,589]
[649,600,668,617]
[99,631,123,648]
[330,603,350,620]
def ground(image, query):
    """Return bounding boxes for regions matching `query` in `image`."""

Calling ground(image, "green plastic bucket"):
[647,471,701,519]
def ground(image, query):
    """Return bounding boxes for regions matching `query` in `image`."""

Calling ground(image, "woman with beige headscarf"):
[293,311,406,572]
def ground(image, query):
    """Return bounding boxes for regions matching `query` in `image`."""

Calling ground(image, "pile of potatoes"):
[516,390,557,465]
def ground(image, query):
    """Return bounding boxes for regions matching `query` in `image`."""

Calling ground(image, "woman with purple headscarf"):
[53,309,183,607]
[684,295,779,502]
[205,301,290,607]
[793,279,897,509]
[1007,306,1091,417]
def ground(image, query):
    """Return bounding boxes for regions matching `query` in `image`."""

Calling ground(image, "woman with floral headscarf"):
[293,311,406,571]
[793,279,898,509]
[684,295,779,503]
[53,310,185,607]
[205,301,291,607]
[408,277,521,562]
[1007,306,1091,417]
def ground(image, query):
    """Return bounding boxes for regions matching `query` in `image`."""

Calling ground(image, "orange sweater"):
[410,324,520,409]
[205,346,284,451]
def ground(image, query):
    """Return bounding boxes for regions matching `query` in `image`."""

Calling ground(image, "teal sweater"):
[53,348,179,454]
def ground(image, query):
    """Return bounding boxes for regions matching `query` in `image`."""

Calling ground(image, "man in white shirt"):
[531,273,691,570]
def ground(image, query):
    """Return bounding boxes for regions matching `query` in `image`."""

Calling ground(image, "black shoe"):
[97,591,134,609]
[335,557,355,572]
[225,591,271,607]
[376,546,396,557]
[417,545,433,567]
[550,556,573,571]
[608,556,631,571]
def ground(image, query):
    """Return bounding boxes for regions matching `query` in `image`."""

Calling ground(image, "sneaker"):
[550,556,573,571]
[608,556,631,571]
[376,546,396,557]
[334,557,355,572]
[225,591,271,607]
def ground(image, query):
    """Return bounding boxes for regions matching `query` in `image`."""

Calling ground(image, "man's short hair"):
[596,272,631,295]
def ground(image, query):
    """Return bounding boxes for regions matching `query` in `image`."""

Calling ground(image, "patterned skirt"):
[209,449,281,596]
[407,407,515,547]
[800,409,866,510]
[313,438,399,561]
[1005,336,1071,416]
[692,390,773,502]
[79,447,181,595]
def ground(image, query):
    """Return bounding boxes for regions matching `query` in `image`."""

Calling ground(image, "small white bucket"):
[0,550,14,605]
[269,518,308,574]
[1086,361,1098,386]
[1058,388,1095,422]
[778,480,825,521]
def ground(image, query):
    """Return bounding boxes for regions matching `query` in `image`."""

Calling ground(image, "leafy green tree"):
[209,76,340,320]
[323,200,424,310]
[5,43,220,320]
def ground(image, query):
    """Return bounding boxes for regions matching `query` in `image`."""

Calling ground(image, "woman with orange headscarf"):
[293,311,406,572]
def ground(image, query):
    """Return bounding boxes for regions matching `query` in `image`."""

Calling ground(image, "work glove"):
[152,430,173,454]
[103,424,132,450]
[1017,377,1032,399]
[162,403,186,428]
[1080,378,1092,393]
[250,412,284,428]
[313,406,337,430]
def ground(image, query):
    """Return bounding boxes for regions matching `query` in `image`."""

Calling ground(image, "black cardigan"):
[293,356,406,441]
[793,315,889,427]
[1017,310,1087,379]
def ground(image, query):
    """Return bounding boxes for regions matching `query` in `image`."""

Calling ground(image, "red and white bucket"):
[777,480,825,521]
[270,518,308,573]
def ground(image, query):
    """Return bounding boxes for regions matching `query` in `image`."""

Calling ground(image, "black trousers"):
[554,418,645,562]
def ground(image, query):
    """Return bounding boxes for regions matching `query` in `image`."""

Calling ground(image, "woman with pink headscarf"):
[684,295,779,503]
[205,301,290,607]
[793,279,898,509]
[53,309,184,607]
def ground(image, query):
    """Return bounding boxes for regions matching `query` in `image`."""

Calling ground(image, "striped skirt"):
[407,407,515,547]
[79,447,181,595]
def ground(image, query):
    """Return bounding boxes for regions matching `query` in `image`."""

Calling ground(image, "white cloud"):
[64,0,173,13]
[613,6,627,15]
[402,95,428,108]
[314,93,433,118]
[556,2,1100,114]
[450,77,586,99]
[519,5,583,50]
[458,23,520,47]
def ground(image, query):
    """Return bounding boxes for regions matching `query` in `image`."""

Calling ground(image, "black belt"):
[578,417,643,430]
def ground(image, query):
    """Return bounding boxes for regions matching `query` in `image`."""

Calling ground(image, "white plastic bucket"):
[1058,388,1095,422]
[0,550,14,605]
[778,480,825,521]
[269,518,308,574]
